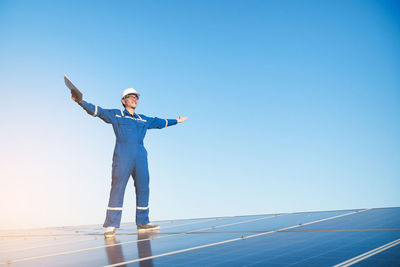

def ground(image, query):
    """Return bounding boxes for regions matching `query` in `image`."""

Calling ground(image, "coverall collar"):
[123,109,137,118]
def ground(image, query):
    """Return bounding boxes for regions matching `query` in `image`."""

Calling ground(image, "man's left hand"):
[177,116,188,123]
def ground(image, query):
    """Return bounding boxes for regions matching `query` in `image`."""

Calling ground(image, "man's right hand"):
[71,92,82,104]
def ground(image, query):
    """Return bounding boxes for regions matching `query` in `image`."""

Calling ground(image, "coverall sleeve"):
[143,115,178,129]
[79,100,115,124]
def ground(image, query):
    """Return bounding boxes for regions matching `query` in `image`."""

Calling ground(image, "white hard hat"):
[122,88,140,99]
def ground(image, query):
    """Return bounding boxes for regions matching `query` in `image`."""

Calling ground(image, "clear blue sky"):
[0,0,399,229]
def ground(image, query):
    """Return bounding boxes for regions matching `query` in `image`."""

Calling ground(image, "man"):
[71,88,187,237]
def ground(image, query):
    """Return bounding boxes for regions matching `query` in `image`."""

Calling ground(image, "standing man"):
[71,88,187,237]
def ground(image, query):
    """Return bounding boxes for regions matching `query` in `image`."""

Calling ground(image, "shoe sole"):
[137,226,160,232]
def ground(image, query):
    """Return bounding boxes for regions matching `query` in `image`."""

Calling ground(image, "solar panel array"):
[1,207,399,266]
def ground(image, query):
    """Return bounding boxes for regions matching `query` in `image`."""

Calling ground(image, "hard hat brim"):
[122,93,140,98]
[122,88,140,99]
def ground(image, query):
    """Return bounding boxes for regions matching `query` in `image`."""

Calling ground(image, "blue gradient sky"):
[0,0,399,229]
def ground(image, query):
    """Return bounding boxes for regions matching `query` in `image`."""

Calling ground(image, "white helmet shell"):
[122,88,140,99]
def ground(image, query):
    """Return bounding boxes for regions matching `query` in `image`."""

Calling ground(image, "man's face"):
[123,94,139,108]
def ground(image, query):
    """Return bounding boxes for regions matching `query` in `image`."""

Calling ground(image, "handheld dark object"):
[64,75,83,103]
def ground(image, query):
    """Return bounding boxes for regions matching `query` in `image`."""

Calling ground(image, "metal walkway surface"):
[1,207,399,266]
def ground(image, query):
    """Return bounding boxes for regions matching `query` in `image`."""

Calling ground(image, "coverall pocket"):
[135,121,146,128]
[117,119,131,125]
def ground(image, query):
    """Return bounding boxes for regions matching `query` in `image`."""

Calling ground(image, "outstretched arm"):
[72,94,115,124]
[145,116,188,129]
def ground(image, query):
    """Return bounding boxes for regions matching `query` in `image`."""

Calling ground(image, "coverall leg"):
[103,153,135,228]
[133,148,150,225]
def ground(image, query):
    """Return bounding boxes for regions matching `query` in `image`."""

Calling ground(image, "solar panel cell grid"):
[0,208,399,266]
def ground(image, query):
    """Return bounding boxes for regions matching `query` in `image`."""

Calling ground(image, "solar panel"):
[1,207,399,266]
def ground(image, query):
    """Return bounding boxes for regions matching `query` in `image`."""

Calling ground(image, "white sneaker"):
[104,226,116,238]
[137,223,160,231]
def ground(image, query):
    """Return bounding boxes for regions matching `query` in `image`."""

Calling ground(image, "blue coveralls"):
[79,100,177,227]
